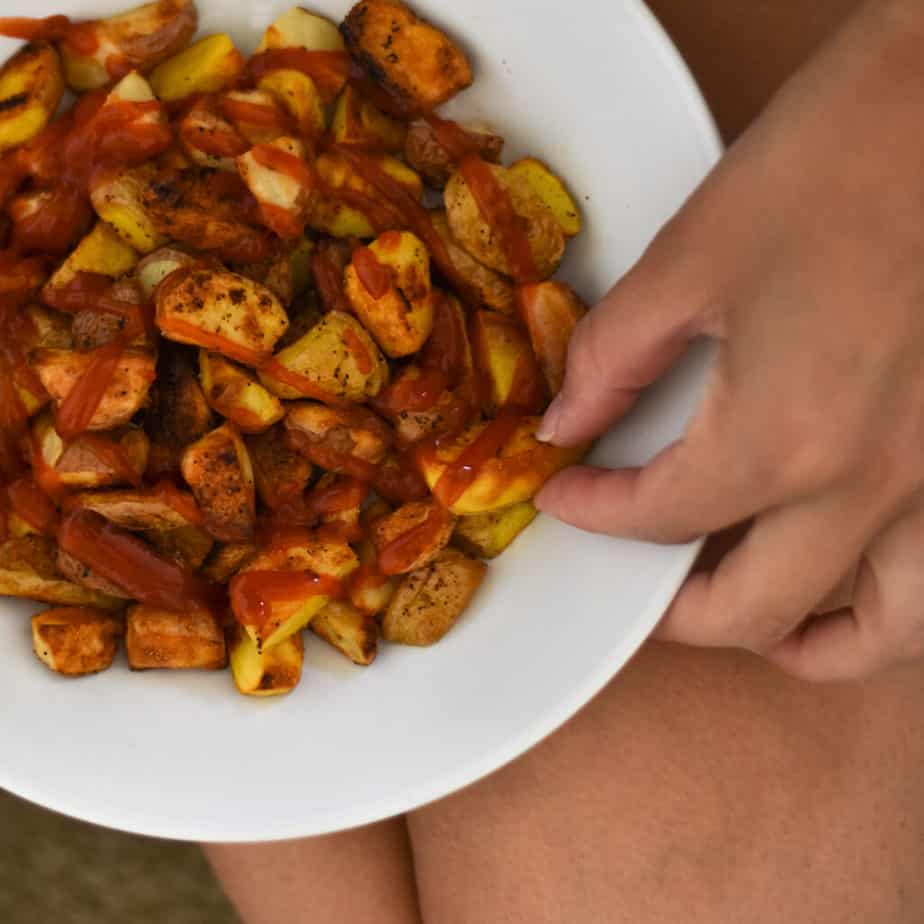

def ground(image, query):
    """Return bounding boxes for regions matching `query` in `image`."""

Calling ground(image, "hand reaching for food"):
[536,0,924,682]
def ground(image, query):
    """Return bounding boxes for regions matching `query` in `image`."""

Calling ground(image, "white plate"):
[0,0,720,841]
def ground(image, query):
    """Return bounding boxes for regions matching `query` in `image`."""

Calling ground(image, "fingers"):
[655,492,869,650]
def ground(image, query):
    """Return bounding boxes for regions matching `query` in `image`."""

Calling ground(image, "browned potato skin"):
[32,348,157,432]
[405,120,503,188]
[126,603,227,670]
[371,500,455,574]
[143,525,214,571]
[284,401,393,472]
[181,423,256,542]
[0,43,65,154]
[200,542,256,582]
[56,548,132,599]
[341,0,473,115]
[32,608,124,677]
[311,600,377,666]
[69,488,198,532]
[382,548,487,646]
[444,164,565,280]
[246,425,314,511]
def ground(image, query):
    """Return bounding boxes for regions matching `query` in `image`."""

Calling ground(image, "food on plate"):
[0,0,588,697]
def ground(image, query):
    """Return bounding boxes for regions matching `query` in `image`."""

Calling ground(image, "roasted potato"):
[311,600,377,665]
[349,511,397,616]
[444,163,565,280]
[382,548,486,646]
[0,43,64,154]
[508,157,581,238]
[60,0,198,92]
[344,230,435,357]
[415,416,588,515]
[200,542,256,583]
[302,472,366,539]
[70,279,152,351]
[44,222,139,292]
[180,423,256,543]
[404,119,502,188]
[177,98,247,173]
[247,425,314,511]
[199,351,285,433]
[21,303,74,351]
[32,347,157,432]
[69,486,199,532]
[155,266,289,365]
[32,607,123,676]
[56,547,134,599]
[143,524,214,571]
[136,245,198,300]
[259,310,388,402]
[228,622,303,695]
[516,282,587,396]
[331,84,405,151]
[126,603,227,670]
[0,535,121,608]
[232,236,314,308]
[341,0,473,115]
[453,502,538,559]
[374,370,470,444]
[371,500,455,574]
[220,89,290,146]
[257,69,326,139]
[148,32,243,102]
[90,163,167,254]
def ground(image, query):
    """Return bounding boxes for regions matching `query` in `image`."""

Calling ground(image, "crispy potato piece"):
[200,542,256,582]
[416,416,588,515]
[136,245,197,300]
[156,266,289,366]
[181,423,256,543]
[376,371,470,444]
[143,525,214,571]
[0,43,64,154]
[516,282,587,396]
[32,348,156,432]
[177,98,246,173]
[371,500,455,574]
[199,351,284,434]
[56,548,132,599]
[429,210,514,314]
[453,502,538,559]
[341,0,472,114]
[234,529,359,649]
[149,33,244,102]
[258,69,326,139]
[32,608,123,677]
[259,311,388,402]
[247,425,313,511]
[331,84,405,152]
[126,603,227,670]
[229,623,303,696]
[444,164,565,280]
[221,89,290,146]
[382,548,486,646]
[69,487,198,532]
[0,535,121,608]
[90,163,167,254]
[285,401,392,475]
[344,230,434,357]
[469,309,545,415]
[144,341,213,475]
[508,157,581,238]
[311,600,377,666]
[405,119,502,188]
[44,223,139,292]
[60,0,198,91]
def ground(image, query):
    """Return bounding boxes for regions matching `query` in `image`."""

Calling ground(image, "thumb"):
[537,221,712,448]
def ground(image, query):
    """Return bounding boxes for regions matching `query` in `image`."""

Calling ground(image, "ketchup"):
[423,114,481,162]
[247,49,350,102]
[77,434,142,487]
[373,453,430,503]
[221,97,291,133]
[312,243,353,315]
[230,570,342,629]
[352,246,392,299]
[304,476,369,518]
[259,358,346,405]
[250,144,315,188]
[6,477,58,536]
[376,505,451,575]
[0,14,73,40]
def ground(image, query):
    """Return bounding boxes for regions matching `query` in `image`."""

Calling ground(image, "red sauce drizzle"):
[247,49,350,102]
[221,97,290,132]
[311,246,353,315]
[6,477,58,535]
[373,453,430,503]
[250,144,315,188]
[259,358,346,406]
[423,113,481,162]
[352,246,392,299]
[230,570,342,629]
[376,505,451,575]
[77,434,142,487]
[179,114,248,159]
[0,14,73,40]
[10,187,91,254]
[458,155,539,285]
[147,479,204,526]
[58,510,219,612]
[304,476,368,518]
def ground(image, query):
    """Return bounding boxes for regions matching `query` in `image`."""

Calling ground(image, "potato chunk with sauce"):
[32,608,123,677]
[0,43,65,154]
[371,500,455,575]
[199,351,284,434]
[247,425,314,511]
[126,603,227,670]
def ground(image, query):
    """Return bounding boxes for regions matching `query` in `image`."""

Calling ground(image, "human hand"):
[535,0,924,681]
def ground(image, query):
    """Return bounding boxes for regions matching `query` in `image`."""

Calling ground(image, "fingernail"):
[535,395,563,443]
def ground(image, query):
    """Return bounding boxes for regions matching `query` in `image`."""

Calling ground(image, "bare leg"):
[203,819,421,924]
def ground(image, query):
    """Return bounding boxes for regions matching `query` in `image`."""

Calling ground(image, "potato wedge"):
[60,0,198,92]
[247,425,314,511]
[149,32,244,102]
[69,486,200,532]
[136,245,197,301]
[311,600,377,666]
[344,230,434,357]
[90,163,167,254]
[257,69,326,139]
[44,223,139,292]
[126,603,227,670]
[341,0,473,115]
[200,542,256,583]
[415,416,587,515]
[0,535,121,607]
[32,347,156,432]
[508,157,581,238]
[156,266,289,366]
[228,622,303,695]
[405,119,502,188]
[259,311,388,403]
[32,607,123,677]
[181,423,256,543]
[516,282,587,396]
[0,43,64,154]
[199,351,284,434]
[331,84,405,152]
[453,502,538,559]
[382,548,486,646]
[371,500,455,575]
[445,164,565,280]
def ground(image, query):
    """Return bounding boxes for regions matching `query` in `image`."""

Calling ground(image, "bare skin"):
[205,3,924,922]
